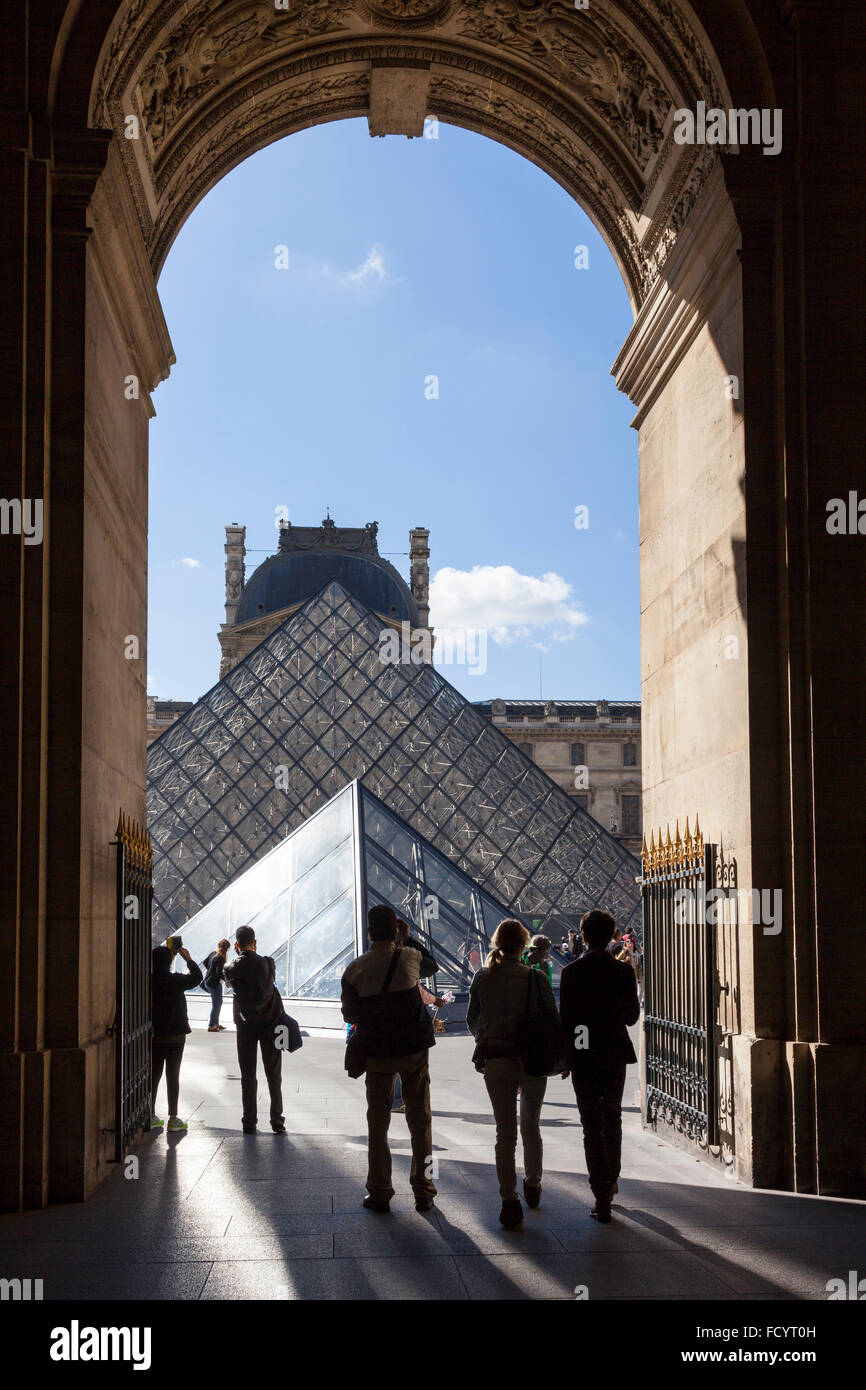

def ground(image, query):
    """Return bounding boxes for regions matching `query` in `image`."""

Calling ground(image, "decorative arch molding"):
[83,0,740,307]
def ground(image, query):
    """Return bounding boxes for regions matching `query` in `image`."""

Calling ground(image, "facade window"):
[622,794,640,835]
[623,742,637,766]
[570,741,585,766]
[574,794,589,813]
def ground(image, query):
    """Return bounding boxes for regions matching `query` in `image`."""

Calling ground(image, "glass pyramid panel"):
[168,783,362,1000]
[147,581,640,944]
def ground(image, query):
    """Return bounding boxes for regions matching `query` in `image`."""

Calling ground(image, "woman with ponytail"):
[467,919,560,1229]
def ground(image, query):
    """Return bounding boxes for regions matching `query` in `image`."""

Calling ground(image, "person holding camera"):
[151,939,203,1132]
[223,925,285,1135]
[340,904,439,1213]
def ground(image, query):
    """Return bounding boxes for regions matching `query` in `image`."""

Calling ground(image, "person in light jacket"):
[467,918,560,1230]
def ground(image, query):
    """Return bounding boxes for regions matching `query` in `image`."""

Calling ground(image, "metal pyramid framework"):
[147,581,640,943]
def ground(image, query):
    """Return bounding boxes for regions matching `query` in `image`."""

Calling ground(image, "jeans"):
[236,1024,284,1129]
[571,1059,627,1195]
[365,1050,436,1203]
[483,1057,547,1201]
[152,1035,185,1116]
[207,984,223,1027]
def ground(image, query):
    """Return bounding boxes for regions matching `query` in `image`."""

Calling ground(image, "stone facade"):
[476,699,642,855]
[146,697,192,746]
[4,0,865,1211]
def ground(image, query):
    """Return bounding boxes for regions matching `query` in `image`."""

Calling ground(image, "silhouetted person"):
[341,904,439,1213]
[203,938,230,1031]
[560,909,639,1222]
[151,941,203,1131]
[607,926,624,958]
[223,925,284,1135]
[468,918,560,1229]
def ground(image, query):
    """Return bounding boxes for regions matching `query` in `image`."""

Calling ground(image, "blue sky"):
[148,117,639,705]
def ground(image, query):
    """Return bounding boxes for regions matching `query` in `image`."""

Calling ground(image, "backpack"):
[202,952,221,990]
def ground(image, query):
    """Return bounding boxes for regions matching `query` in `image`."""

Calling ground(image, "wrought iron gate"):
[641,817,720,1147]
[111,811,153,1160]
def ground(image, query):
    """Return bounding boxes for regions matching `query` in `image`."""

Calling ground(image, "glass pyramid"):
[174,780,533,1002]
[147,581,640,947]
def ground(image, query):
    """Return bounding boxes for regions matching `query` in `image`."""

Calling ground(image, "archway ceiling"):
[90,0,728,308]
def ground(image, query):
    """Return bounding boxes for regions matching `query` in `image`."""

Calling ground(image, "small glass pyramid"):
[147,581,640,963]
[174,780,517,1001]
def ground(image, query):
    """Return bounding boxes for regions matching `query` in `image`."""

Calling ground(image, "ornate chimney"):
[409,526,430,630]
[224,523,246,627]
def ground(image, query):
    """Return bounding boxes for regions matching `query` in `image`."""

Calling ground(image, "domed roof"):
[234,519,418,627]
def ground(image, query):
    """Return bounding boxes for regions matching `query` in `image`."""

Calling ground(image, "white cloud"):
[178,557,201,568]
[429,565,589,646]
[322,243,390,287]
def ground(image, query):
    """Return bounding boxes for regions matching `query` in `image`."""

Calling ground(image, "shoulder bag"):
[515,968,564,1077]
[345,947,402,1079]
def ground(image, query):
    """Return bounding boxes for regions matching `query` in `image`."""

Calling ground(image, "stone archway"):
[4,0,865,1210]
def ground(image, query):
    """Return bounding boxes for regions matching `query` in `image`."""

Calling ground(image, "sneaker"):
[363,1196,390,1213]
[242,1123,257,1135]
[150,1115,164,1129]
[166,1116,187,1132]
[271,1124,286,1135]
[523,1181,542,1209]
[499,1198,523,1229]
[415,1196,435,1212]
[392,1103,406,1113]
[207,1026,220,1032]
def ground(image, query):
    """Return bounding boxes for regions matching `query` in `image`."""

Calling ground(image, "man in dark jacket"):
[341,904,439,1213]
[223,925,285,1135]
[560,908,640,1222]
[151,943,203,1131]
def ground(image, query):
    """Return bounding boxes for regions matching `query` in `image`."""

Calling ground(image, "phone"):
[166,935,183,952]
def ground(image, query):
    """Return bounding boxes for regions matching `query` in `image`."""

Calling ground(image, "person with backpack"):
[151,941,203,1132]
[467,919,560,1230]
[223,925,286,1135]
[202,939,230,1031]
[340,903,439,1213]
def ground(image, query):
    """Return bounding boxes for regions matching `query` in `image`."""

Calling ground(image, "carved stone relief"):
[89,0,726,306]
[456,1,670,170]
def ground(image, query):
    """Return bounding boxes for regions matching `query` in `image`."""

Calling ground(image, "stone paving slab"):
[198,1255,469,1300]
[2,1030,865,1301]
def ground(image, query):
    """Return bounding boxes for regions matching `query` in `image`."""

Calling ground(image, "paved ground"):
[3,1027,865,1301]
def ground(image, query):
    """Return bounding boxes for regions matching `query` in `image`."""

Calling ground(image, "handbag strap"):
[525,964,536,1015]
[379,946,402,994]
